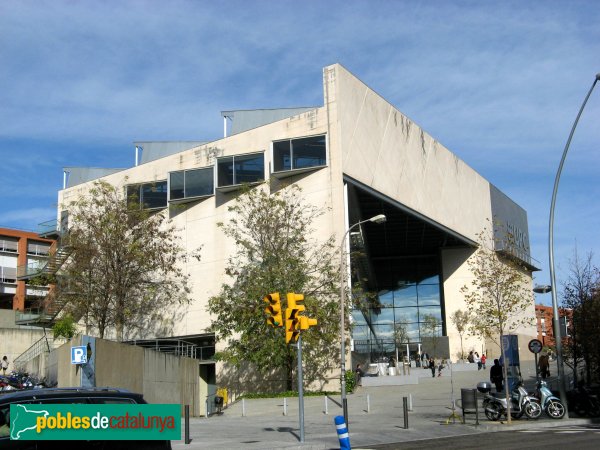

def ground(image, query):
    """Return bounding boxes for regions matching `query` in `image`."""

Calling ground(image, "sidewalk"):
[171,361,587,449]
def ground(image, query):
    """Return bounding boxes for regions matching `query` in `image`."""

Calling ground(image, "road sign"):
[528,339,543,354]
[71,346,88,364]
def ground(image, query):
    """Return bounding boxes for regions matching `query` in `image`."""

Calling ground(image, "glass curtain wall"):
[352,256,443,364]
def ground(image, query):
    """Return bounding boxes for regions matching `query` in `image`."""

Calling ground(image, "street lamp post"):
[340,213,386,426]
[548,73,599,415]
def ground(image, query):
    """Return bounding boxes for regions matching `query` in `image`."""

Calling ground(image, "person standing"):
[429,357,436,378]
[475,352,482,370]
[538,353,550,379]
[490,359,504,392]
[481,353,487,369]
[355,363,364,386]
[1,356,8,375]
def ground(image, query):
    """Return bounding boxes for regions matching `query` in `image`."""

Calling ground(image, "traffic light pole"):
[297,334,305,443]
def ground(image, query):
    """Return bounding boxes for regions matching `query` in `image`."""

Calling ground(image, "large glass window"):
[217,153,264,188]
[126,181,168,210]
[169,167,214,202]
[273,135,326,172]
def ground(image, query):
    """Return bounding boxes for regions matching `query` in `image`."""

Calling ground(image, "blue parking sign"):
[71,346,88,364]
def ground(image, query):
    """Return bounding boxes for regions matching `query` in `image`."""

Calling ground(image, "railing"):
[13,334,54,369]
[37,219,59,237]
[129,339,215,361]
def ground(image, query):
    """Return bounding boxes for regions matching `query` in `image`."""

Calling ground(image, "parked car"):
[0,387,172,449]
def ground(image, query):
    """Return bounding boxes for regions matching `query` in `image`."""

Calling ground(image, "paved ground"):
[171,361,590,449]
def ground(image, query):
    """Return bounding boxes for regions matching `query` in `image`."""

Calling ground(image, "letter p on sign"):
[71,346,88,364]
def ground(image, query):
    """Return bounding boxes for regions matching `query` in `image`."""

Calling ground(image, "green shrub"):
[345,370,356,393]
[240,390,338,399]
[52,314,77,339]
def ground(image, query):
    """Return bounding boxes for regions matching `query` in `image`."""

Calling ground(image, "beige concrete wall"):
[442,247,537,363]
[0,310,48,365]
[52,337,201,416]
[329,63,493,244]
[57,107,336,341]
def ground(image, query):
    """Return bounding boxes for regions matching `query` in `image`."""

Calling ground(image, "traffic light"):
[285,308,300,344]
[263,293,283,327]
[299,315,318,330]
[287,292,305,314]
[285,292,305,344]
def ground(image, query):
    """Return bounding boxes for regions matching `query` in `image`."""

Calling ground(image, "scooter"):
[478,381,542,421]
[534,380,565,419]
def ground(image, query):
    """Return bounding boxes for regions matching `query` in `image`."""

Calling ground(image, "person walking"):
[1,356,8,375]
[475,352,482,370]
[490,359,504,392]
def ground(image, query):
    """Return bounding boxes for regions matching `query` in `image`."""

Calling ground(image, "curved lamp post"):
[340,213,386,425]
[548,73,599,415]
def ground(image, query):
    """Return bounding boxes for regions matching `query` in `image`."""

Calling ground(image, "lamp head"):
[533,284,552,294]
[368,214,387,224]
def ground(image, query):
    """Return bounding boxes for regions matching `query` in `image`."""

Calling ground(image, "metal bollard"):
[324,396,328,415]
[334,415,351,450]
[283,397,287,416]
[242,398,246,417]
[184,404,192,444]
[205,399,209,418]
[367,394,371,413]
[403,396,409,429]
[409,393,413,411]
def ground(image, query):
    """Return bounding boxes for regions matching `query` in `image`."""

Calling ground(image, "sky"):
[1,1,599,305]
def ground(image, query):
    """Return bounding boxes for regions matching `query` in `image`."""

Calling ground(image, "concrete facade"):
[55,64,537,391]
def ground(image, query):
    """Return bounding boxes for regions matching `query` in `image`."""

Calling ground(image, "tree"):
[59,180,196,340]
[421,314,441,357]
[460,221,534,423]
[207,183,341,391]
[561,249,600,385]
[450,309,470,360]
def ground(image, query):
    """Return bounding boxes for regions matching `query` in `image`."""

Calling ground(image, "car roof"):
[0,387,144,403]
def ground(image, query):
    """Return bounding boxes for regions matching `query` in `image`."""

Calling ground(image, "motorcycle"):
[478,381,542,421]
[534,380,565,419]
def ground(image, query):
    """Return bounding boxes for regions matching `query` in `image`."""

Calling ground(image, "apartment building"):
[0,227,53,311]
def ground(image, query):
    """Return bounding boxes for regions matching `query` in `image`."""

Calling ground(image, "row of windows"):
[126,134,326,209]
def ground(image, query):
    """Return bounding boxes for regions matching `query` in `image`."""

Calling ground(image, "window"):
[27,241,51,256]
[126,181,168,210]
[169,167,214,202]
[0,238,17,253]
[273,134,326,173]
[216,153,264,190]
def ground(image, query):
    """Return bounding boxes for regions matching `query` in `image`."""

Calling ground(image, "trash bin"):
[459,388,479,424]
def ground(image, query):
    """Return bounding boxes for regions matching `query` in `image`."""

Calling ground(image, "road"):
[366,424,600,449]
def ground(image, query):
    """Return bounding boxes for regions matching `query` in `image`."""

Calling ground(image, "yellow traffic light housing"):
[264,293,283,327]
[287,292,305,314]
[285,308,300,344]
[299,316,318,330]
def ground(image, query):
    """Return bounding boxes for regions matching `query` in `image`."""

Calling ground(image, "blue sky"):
[1,1,599,305]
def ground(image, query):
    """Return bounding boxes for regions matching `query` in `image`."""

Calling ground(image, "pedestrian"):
[429,357,436,378]
[490,359,504,392]
[1,356,8,375]
[355,363,364,386]
[467,350,474,363]
[481,353,487,369]
[475,352,482,370]
[538,353,550,379]
[438,359,446,377]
